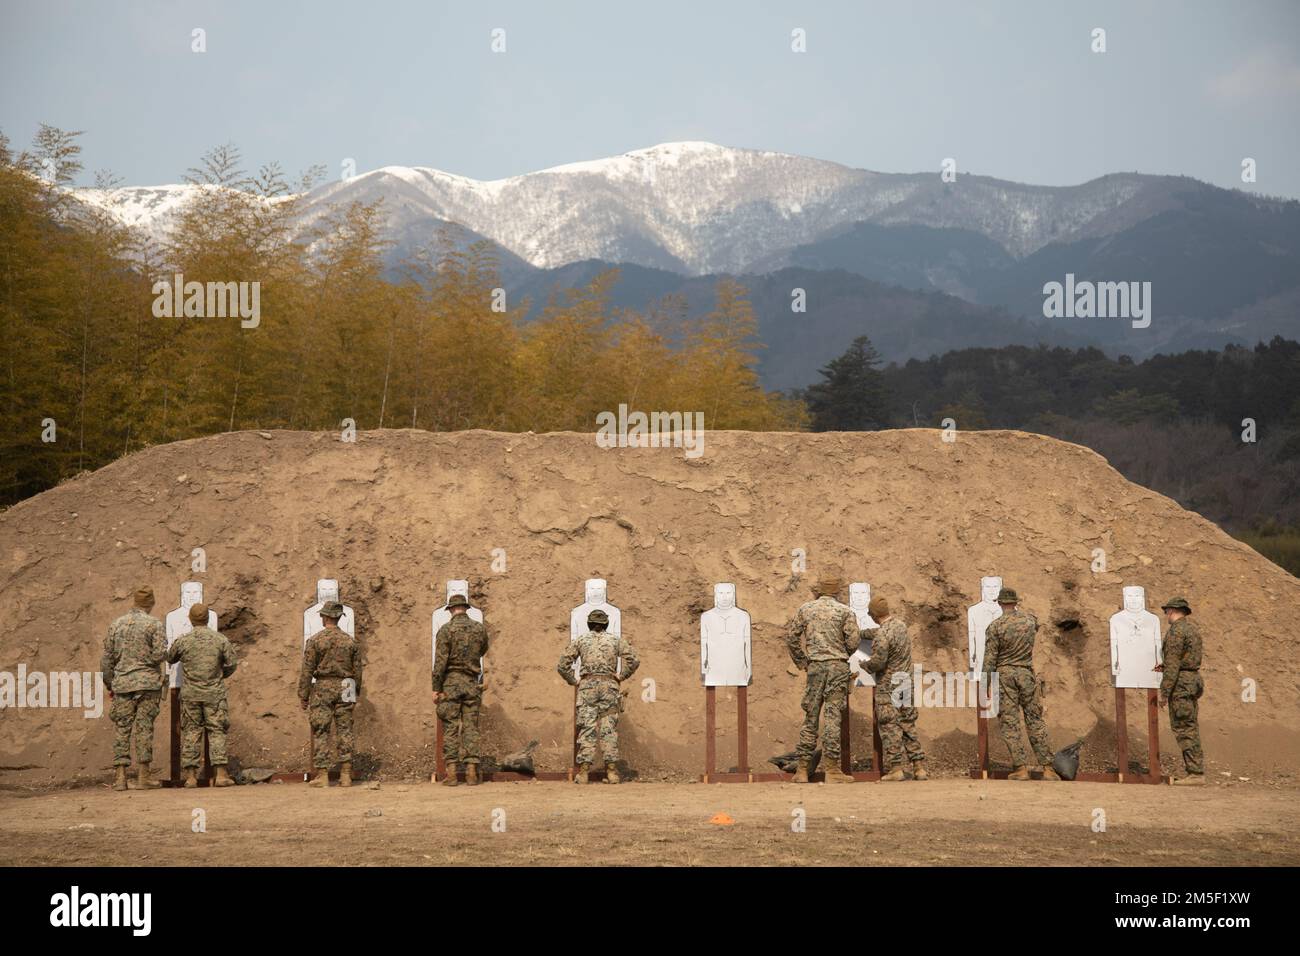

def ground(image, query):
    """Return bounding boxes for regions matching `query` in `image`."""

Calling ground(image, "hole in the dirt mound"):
[221,603,265,645]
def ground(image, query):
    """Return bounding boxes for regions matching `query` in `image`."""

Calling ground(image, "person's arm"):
[100,625,119,697]
[351,637,364,698]
[148,619,167,669]
[785,610,808,670]
[981,621,1000,678]
[557,641,580,686]
[841,610,859,656]
[165,635,182,666]
[864,626,888,679]
[297,639,317,704]
[1158,624,1183,703]
[220,638,238,679]
[432,626,449,696]
[619,638,641,681]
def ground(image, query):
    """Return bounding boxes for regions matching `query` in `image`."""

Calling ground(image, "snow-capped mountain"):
[70,142,1212,274]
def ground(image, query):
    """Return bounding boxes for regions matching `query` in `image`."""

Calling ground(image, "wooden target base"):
[701,685,884,783]
[971,684,1168,784]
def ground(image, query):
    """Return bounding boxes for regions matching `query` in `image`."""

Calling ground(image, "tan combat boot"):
[464,764,479,787]
[604,763,621,785]
[439,767,459,787]
[309,767,331,788]
[338,762,352,788]
[880,766,906,782]
[1172,774,1205,787]
[182,768,198,789]
[824,762,855,784]
[791,759,810,784]
[112,766,128,792]
[912,760,929,781]
[574,763,591,785]
[1040,764,1061,781]
[129,761,162,790]
[214,766,235,787]
[1008,765,1032,781]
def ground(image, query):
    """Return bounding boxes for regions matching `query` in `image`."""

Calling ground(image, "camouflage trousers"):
[875,694,925,770]
[437,671,483,766]
[993,666,1053,768]
[181,697,230,768]
[798,660,850,761]
[308,679,355,769]
[1167,671,1204,775]
[575,677,623,765]
[110,689,161,766]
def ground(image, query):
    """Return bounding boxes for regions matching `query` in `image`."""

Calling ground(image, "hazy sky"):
[2,0,1298,195]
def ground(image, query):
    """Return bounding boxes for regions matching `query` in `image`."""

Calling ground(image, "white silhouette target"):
[165,581,216,689]
[847,581,877,688]
[1110,586,1163,689]
[569,578,622,680]
[967,576,1003,678]
[302,579,354,688]
[431,579,484,684]
[701,583,751,687]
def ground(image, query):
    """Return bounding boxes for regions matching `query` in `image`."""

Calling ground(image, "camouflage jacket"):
[786,596,859,667]
[558,630,640,685]
[982,609,1038,674]
[298,627,363,702]
[433,615,490,692]
[100,608,166,694]
[864,618,914,685]
[166,625,238,704]
[1159,618,1203,699]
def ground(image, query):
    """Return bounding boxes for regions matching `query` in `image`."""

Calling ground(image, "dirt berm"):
[2,429,1297,787]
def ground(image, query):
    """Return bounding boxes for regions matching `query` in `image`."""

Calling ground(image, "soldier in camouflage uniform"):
[298,601,363,788]
[1158,597,1205,786]
[166,603,238,788]
[433,593,490,787]
[557,609,640,785]
[863,596,927,782]
[785,569,859,784]
[101,586,168,791]
[981,587,1059,781]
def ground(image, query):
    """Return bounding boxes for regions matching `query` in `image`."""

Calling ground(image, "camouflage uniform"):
[433,614,490,767]
[166,625,238,768]
[298,625,363,770]
[558,630,641,765]
[786,596,860,761]
[864,617,925,770]
[982,608,1053,767]
[1160,617,1204,775]
[100,608,167,766]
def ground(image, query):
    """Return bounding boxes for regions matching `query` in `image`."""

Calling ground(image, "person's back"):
[571,629,627,679]
[984,608,1037,670]
[789,595,858,662]
[171,625,237,703]
[436,615,489,677]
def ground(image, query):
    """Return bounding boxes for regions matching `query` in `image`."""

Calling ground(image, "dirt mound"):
[2,428,1297,786]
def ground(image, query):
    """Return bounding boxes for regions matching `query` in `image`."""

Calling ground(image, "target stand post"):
[970,674,991,779]
[700,685,752,782]
[1086,686,1166,785]
[835,689,882,782]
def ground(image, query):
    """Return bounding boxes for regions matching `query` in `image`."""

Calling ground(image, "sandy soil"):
[2,428,1297,786]
[2,778,1296,867]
